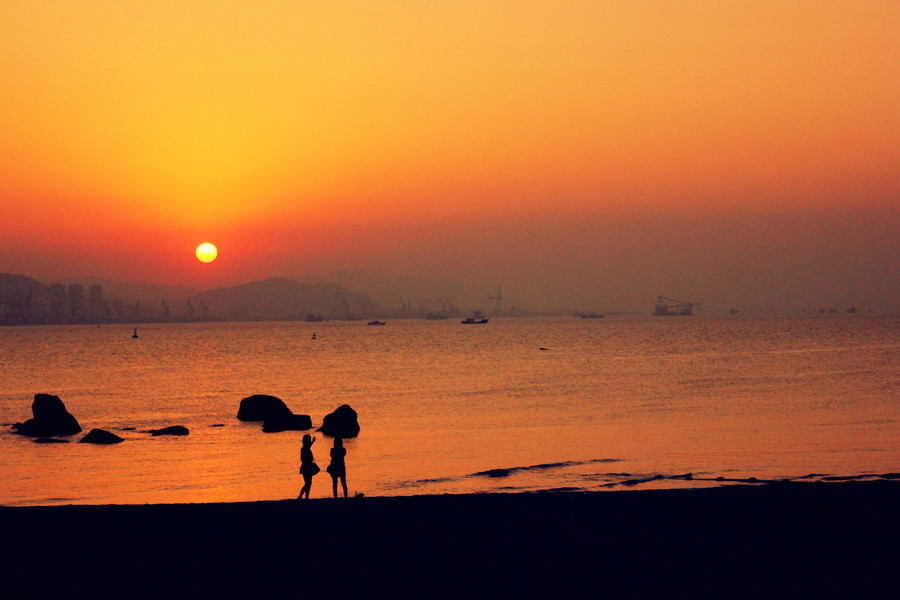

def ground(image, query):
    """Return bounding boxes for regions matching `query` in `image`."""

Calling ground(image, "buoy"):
[132,327,138,338]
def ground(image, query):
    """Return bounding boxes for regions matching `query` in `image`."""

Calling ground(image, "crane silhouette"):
[489,286,503,316]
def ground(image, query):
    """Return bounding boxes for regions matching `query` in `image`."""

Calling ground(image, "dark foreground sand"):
[2,481,898,599]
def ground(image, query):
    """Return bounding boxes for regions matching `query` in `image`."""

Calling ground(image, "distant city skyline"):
[1,268,890,325]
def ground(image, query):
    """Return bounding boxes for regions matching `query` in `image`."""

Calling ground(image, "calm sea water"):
[1,316,898,506]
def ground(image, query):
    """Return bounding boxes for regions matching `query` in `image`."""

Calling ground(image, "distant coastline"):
[0,271,615,325]
[1,271,889,326]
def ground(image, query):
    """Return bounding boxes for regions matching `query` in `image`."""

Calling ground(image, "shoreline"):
[3,480,898,598]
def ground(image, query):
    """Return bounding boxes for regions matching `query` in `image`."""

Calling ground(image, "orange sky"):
[1,1,898,311]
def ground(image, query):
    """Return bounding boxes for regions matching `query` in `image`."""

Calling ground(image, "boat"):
[653,296,696,316]
[577,312,605,319]
[461,311,489,324]
[367,320,386,326]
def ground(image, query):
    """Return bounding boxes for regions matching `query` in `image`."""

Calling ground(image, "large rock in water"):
[11,394,82,437]
[317,404,360,438]
[80,429,124,444]
[237,395,293,422]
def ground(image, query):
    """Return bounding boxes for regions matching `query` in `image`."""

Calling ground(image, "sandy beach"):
[2,480,898,598]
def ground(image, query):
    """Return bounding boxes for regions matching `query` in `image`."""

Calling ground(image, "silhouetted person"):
[327,436,348,498]
[298,434,318,499]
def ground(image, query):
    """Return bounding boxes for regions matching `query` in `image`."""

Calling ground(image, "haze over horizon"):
[2,2,898,314]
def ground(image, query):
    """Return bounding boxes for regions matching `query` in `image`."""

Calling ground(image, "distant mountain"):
[191,277,380,321]
[302,270,503,317]
[0,273,47,295]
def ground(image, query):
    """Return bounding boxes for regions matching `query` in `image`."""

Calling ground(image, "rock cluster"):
[10,394,361,451]
[9,394,194,445]
[236,396,359,437]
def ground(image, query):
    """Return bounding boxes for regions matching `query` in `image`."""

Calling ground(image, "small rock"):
[80,429,125,444]
[263,413,313,433]
[150,426,189,436]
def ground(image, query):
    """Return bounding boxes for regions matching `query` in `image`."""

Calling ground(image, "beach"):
[2,480,898,598]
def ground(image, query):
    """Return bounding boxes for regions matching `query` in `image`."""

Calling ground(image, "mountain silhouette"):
[190,277,379,321]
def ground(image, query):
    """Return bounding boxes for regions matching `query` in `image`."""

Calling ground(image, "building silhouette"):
[67,284,84,323]
[49,284,67,323]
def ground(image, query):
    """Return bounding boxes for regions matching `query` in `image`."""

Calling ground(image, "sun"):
[195,242,218,263]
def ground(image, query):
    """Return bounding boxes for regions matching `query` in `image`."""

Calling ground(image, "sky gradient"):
[2,1,898,313]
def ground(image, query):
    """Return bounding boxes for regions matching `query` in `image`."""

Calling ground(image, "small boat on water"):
[367,320,386,326]
[461,312,489,324]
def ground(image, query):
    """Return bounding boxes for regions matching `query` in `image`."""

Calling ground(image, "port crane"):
[489,286,503,316]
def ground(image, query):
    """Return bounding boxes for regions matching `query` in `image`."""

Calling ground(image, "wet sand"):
[2,481,898,598]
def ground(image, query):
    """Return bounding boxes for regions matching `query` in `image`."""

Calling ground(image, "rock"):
[317,404,360,438]
[482,469,512,478]
[237,395,294,422]
[263,413,313,433]
[11,394,82,437]
[33,437,69,444]
[150,426,189,436]
[80,429,124,444]
[238,394,312,433]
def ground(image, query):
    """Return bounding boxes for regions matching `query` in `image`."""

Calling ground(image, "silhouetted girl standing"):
[327,437,348,498]
[298,434,318,499]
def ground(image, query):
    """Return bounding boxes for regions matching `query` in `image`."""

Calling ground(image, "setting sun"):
[196,243,218,263]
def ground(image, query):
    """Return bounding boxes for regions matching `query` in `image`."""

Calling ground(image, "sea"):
[1,315,898,506]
